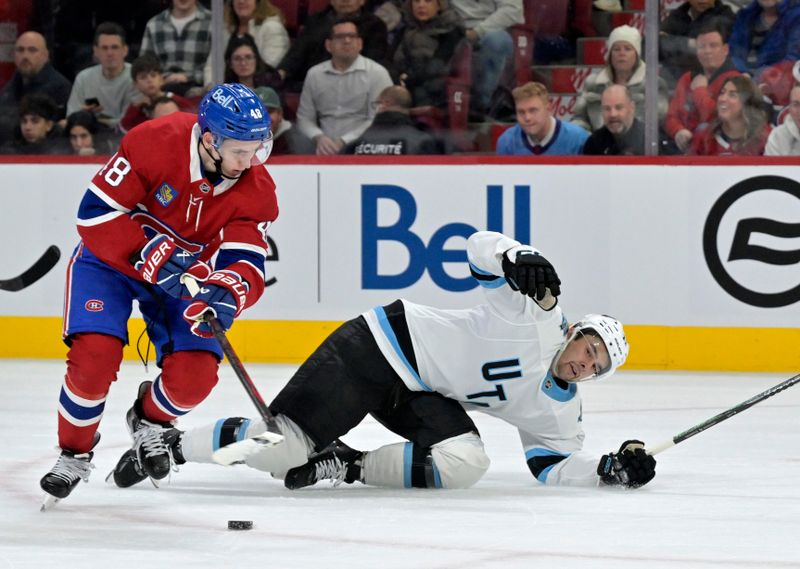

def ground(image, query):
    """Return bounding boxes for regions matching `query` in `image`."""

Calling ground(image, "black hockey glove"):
[597,440,656,488]
[502,249,561,306]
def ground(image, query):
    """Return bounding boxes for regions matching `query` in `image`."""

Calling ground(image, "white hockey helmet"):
[572,314,628,381]
[551,314,629,382]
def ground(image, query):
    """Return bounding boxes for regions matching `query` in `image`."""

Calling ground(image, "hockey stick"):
[0,245,60,292]
[648,372,800,455]
[184,278,284,465]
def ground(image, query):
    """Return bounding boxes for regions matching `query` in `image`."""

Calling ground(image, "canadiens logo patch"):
[198,182,211,194]
[85,300,104,312]
[155,182,178,207]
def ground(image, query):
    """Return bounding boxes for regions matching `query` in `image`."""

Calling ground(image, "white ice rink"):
[1,360,798,569]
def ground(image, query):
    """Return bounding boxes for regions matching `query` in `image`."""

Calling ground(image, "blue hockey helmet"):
[198,83,271,142]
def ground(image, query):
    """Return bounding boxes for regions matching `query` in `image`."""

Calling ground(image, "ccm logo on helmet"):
[85,300,104,312]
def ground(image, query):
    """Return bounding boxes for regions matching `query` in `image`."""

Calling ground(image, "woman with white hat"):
[571,25,669,133]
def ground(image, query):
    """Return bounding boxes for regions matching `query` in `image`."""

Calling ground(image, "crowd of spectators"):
[0,0,798,157]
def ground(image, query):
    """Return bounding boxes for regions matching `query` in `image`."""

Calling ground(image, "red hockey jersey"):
[76,112,279,308]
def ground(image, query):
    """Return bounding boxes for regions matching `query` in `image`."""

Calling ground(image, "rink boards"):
[0,158,798,371]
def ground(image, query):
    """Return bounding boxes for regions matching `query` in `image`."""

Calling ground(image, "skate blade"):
[40,494,59,512]
[212,431,285,466]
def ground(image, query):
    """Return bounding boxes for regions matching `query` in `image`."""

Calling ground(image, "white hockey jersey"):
[362,231,602,486]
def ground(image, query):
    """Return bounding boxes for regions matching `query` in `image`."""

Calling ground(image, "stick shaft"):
[208,317,278,429]
[648,372,800,455]
[183,277,278,430]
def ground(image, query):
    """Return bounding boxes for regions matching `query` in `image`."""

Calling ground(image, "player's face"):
[610,41,637,75]
[696,32,728,72]
[716,81,742,124]
[554,331,611,383]
[216,138,268,177]
[20,114,53,143]
[69,125,93,152]
[135,71,164,98]
[412,0,440,22]
[14,32,48,77]
[515,95,551,139]
[93,34,128,73]
[789,87,800,128]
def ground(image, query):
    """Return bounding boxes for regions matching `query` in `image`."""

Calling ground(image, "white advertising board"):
[1,163,798,328]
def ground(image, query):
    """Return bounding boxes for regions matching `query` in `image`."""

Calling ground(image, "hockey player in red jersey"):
[40,83,278,507]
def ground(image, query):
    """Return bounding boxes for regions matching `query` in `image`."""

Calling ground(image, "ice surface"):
[1,360,798,569]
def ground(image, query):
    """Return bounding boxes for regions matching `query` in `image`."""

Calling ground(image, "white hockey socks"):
[180,414,315,475]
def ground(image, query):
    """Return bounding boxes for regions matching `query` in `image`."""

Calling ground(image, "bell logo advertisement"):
[703,175,800,308]
[361,183,531,292]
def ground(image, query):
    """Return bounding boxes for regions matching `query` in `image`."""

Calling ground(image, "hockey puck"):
[228,520,254,530]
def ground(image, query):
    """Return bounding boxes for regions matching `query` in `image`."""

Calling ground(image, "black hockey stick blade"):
[648,372,800,455]
[0,245,61,292]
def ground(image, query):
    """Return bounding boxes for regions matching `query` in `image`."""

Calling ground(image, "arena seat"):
[271,0,300,35]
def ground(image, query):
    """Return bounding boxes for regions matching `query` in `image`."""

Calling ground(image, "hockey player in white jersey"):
[110,231,655,491]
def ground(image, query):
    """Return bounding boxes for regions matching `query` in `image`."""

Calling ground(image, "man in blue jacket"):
[496,82,588,156]
[729,0,800,78]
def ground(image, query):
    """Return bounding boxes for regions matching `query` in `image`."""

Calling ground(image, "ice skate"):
[126,381,179,481]
[107,428,185,488]
[284,441,363,490]
[40,448,96,510]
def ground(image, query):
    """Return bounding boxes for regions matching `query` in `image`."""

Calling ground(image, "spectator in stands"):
[297,17,394,155]
[573,25,668,133]
[1,94,68,155]
[202,0,289,86]
[140,0,212,92]
[343,85,441,154]
[450,0,523,115]
[64,110,119,156]
[278,0,389,91]
[119,54,194,133]
[223,34,282,90]
[224,0,289,67]
[66,22,140,130]
[583,84,644,155]
[392,0,464,109]
[660,0,736,82]
[691,75,771,154]
[729,0,800,78]
[254,86,316,155]
[65,110,99,155]
[497,81,588,155]
[151,96,182,118]
[664,20,740,153]
[765,83,800,154]
[0,31,71,141]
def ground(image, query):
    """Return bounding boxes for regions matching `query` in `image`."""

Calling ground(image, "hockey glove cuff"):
[183,270,249,338]
[598,439,656,488]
